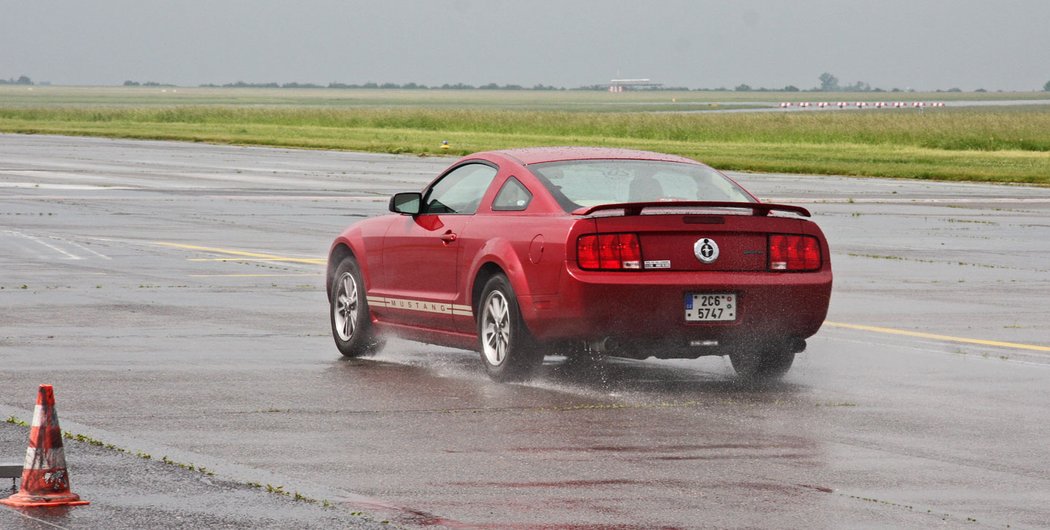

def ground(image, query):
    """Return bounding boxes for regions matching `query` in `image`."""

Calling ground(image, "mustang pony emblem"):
[694,238,719,264]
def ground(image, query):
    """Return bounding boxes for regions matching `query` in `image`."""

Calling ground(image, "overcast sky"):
[2,0,1048,91]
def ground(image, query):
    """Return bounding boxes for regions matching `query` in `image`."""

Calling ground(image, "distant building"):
[609,79,662,92]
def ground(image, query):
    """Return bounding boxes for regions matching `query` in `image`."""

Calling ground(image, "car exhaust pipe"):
[586,337,619,353]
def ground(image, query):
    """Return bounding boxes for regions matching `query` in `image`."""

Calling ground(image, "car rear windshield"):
[528,159,755,213]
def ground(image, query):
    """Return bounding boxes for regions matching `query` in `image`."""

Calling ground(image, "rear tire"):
[330,257,384,357]
[477,274,543,382]
[729,344,795,382]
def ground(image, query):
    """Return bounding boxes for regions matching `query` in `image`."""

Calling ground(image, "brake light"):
[577,233,642,270]
[769,234,821,271]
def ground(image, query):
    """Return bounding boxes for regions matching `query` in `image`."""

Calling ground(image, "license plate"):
[684,293,736,322]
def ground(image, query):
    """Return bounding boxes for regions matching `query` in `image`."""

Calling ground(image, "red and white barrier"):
[776,100,945,111]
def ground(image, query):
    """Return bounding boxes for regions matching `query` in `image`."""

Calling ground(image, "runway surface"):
[2,134,1049,528]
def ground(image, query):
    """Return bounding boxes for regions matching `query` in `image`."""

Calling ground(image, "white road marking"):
[50,236,111,260]
[771,197,1050,205]
[2,230,82,260]
[0,181,134,190]
[1,509,70,529]
[3,194,388,201]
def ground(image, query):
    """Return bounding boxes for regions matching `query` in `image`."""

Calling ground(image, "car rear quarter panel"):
[454,214,573,334]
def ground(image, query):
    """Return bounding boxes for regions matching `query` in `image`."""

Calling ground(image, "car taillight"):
[577,233,642,270]
[769,234,821,271]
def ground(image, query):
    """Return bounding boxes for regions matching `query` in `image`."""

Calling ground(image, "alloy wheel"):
[334,272,359,341]
[481,290,510,366]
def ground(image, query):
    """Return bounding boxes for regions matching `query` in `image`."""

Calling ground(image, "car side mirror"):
[389,192,422,215]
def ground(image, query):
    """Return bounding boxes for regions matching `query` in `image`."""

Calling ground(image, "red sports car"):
[327,147,832,381]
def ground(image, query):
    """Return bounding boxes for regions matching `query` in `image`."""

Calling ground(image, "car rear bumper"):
[519,266,832,356]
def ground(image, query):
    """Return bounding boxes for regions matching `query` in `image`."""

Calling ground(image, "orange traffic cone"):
[0,385,89,508]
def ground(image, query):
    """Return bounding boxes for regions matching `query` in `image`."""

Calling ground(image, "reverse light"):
[577,233,642,270]
[769,234,821,271]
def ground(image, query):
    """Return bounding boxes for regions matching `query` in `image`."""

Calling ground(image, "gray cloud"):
[2,0,1048,90]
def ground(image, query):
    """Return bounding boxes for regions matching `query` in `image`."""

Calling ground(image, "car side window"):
[422,163,498,214]
[491,177,532,211]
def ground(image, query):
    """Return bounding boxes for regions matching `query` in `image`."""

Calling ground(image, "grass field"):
[2,86,1049,185]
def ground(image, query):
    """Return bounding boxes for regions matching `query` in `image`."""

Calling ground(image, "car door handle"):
[440,231,458,244]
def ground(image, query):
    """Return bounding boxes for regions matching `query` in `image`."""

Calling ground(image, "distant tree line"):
[195,81,569,90]
[730,72,972,93]
[0,75,34,85]
[813,72,882,93]
[189,73,1007,93]
[93,74,1050,92]
[123,80,176,87]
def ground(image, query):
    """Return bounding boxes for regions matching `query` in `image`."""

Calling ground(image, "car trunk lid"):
[587,211,808,272]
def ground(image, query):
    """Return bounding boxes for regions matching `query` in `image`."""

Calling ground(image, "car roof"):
[491,147,701,166]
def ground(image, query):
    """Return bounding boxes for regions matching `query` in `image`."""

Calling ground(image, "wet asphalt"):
[1,134,1049,529]
[0,421,387,529]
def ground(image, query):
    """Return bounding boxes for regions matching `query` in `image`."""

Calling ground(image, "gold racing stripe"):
[367,296,474,317]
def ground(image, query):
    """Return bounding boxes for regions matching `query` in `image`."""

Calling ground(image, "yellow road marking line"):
[189,273,319,278]
[825,321,1050,353]
[155,242,326,265]
[187,258,306,262]
[158,242,1049,353]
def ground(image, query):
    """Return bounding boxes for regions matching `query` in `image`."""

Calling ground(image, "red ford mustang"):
[327,147,832,381]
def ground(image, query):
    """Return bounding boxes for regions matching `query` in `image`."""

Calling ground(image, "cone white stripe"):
[31,404,44,427]
[23,446,66,470]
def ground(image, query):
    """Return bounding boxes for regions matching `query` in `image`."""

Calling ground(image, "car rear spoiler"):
[573,201,812,218]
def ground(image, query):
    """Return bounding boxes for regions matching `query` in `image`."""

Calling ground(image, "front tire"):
[330,257,383,357]
[477,274,543,382]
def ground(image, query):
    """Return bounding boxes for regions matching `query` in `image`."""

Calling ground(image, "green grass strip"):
[1,103,1049,185]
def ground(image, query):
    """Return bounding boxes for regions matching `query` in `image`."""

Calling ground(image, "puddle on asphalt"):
[336,338,809,407]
